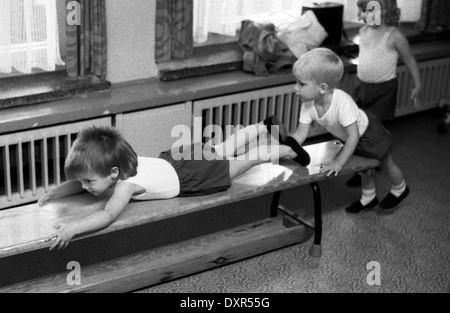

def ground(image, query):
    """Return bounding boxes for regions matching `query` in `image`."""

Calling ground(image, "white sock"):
[391,180,406,197]
[361,188,376,206]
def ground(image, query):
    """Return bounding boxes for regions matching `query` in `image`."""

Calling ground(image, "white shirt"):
[357,26,399,83]
[300,89,369,141]
[119,157,180,200]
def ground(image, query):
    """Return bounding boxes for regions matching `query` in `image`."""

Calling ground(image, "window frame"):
[0,0,110,110]
[157,0,430,81]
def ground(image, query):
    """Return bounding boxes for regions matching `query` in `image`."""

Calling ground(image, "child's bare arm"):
[47,182,136,250]
[290,122,311,145]
[320,122,359,177]
[393,29,422,106]
[38,180,85,206]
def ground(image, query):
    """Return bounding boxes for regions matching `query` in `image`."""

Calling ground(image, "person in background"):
[347,0,422,187]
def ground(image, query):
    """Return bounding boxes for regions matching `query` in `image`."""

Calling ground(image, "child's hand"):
[320,161,343,177]
[38,193,53,207]
[47,224,76,251]
[412,87,422,109]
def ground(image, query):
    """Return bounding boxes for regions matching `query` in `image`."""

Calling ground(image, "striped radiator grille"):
[192,57,450,141]
[193,76,355,142]
[397,57,450,116]
[0,118,111,210]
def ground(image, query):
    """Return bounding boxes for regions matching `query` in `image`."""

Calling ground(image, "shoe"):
[284,136,311,166]
[345,198,379,214]
[379,187,410,211]
[263,116,287,144]
[346,174,362,188]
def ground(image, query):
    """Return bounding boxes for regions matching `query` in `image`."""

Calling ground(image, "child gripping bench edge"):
[290,48,410,214]
[38,119,311,251]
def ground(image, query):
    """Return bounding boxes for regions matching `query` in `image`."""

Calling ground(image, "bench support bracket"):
[271,182,323,258]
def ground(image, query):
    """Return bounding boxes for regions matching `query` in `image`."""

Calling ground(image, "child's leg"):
[213,121,274,158]
[234,127,277,157]
[213,116,287,158]
[346,169,379,213]
[228,145,295,179]
[380,153,404,186]
[361,170,377,204]
[379,153,409,210]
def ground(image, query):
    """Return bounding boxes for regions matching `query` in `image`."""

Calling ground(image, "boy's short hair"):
[65,126,138,180]
[293,48,344,89]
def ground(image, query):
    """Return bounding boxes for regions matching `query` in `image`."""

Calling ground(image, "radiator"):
[0,118,111,210]
[193,75,355,142]
[193,57,450,141]
[397,57,450,116]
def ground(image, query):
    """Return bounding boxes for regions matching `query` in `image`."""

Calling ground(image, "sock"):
[391,180,406,197]
[360,188,376,206]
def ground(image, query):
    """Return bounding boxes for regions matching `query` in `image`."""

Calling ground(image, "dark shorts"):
[353,77,398,122]
[158,143,232,197]
[354,110,393,161]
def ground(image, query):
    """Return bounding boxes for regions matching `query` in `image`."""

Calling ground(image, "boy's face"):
[77,171,116,196]
[294,74,323,102]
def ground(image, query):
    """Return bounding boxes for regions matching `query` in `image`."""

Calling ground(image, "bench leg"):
[309,183,322,258]
[270,191,282,218]
[272,186,322,258]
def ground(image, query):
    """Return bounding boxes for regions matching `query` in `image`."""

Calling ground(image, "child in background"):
[347,0,422,187]
[290,48,410,214]
[355,0,421,120]
[38,121,310,251]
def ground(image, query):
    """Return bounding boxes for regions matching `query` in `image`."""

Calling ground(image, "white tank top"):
[357,27,399,83]
[119,157,180,200]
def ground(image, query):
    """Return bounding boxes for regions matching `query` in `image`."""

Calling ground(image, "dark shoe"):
[346,174,362,188]
[263,116,287,144]
[379,187,410,211]
[284,136,311,166]
[345,198,379,214]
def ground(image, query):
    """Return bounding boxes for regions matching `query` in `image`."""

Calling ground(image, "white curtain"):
[193,0,304,43]
[193,0,424,43]
[0,0,64,74]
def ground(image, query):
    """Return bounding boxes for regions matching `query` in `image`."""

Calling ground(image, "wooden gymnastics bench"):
[0,140,379,293]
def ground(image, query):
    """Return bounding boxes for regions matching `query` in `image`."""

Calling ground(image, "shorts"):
[353,77,398,122]
[354,110,393,161]
[158,143,232,197]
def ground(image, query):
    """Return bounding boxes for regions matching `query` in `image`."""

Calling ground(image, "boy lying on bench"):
[38,119,311,251]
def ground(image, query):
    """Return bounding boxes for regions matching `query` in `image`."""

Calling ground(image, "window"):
[193,0,425,45]
[0,0,65,78]
[193,0,303,43]
[0,1,109,109]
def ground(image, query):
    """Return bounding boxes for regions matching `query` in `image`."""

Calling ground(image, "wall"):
[56,0,159,84]
[398,0,423,22]
[106,0,159,83]
[78,0,423,84]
